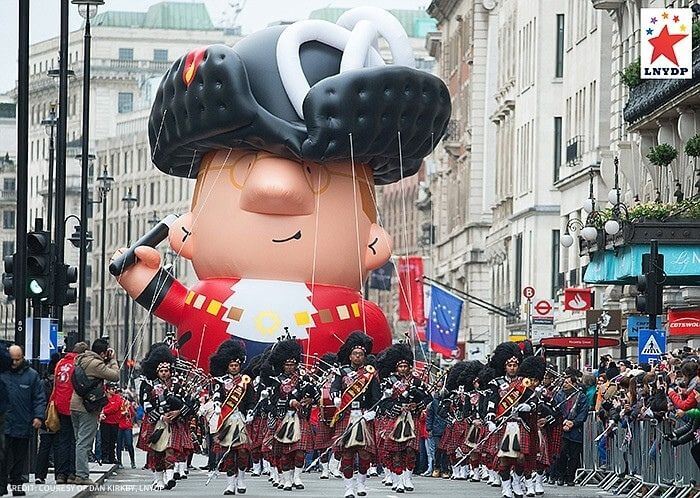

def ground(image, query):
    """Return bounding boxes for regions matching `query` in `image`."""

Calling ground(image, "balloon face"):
[172,149,392,290]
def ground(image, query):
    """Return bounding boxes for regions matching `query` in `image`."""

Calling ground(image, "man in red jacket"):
[52,342,87,484]
[100,384,124,465]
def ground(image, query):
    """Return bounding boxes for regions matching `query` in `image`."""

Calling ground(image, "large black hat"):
[445,361,468,392]
[209,339,247,377]
[377,342,413,378]
[337,331,373,365]
[517,355,546,382]
[268,339,302,375]
[148,9,451,185]
[141,343,175,380]
[489,342,523,377]
[456,360,484,391]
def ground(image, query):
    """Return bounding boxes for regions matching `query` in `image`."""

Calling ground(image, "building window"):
[551,230,561,298]
[554,117,562,181]
[153,49,168,62]
[2,241,14,258]
[118,92,133,114]
[2,210,15,229]
[3,179,15,192]
[514,233,523,305]
[118,48,134,61]
[555,14,564,77]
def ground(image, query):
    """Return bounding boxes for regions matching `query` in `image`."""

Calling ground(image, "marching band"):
[129,333,569,498]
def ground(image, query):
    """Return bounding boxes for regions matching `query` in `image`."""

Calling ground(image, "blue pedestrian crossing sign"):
[638,329,666,364]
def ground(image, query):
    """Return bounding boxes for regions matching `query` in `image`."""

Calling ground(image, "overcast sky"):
[0,0,429,94]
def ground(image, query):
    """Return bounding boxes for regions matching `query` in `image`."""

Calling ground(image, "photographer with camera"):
[69,339,119,485]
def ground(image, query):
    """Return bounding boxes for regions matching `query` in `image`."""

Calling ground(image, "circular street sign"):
[523,286,535,299]
[534,299,553,316]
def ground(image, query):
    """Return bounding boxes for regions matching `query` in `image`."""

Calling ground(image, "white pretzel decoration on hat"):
[276,7,416,120]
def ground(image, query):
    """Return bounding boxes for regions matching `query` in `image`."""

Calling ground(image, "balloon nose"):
[239,157,315,215]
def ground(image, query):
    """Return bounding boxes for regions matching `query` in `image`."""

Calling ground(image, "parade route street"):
[91,451,615,498]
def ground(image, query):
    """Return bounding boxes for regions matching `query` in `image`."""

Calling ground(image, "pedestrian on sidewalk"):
[35,354,61,484]
[116,392,136,469]
[99,383,123,465]
[0,342,12,497]
[0,345,46,497]
[70,338,120,486]
[52,342,87,484]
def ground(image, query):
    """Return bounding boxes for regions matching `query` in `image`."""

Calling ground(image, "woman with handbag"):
[35,354,60,484]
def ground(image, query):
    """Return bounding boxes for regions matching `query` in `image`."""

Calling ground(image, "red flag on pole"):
[397,256,425,324]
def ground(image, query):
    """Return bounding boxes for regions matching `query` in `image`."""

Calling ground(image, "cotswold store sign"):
[668,308,700,336]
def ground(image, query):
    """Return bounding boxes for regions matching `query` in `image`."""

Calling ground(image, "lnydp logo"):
[641,8,693,79]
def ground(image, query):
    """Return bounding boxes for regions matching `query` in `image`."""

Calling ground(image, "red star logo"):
[648,25,687,66]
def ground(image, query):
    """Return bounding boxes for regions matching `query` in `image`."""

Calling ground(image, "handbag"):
[45,400,60,433]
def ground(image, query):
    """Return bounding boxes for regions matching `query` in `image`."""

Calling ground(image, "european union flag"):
[426,285,463,356]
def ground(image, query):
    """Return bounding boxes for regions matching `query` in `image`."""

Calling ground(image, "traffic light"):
[53,263,78,306]
[2,253,14,298]
[635,252,664,315]
[26,229,53,301]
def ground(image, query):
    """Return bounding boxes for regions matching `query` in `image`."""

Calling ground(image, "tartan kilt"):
[375,416,419,453]
[438,419,468,454]
[314,421,335,450]
[248,416,267,450]
[491,421,531,457]
[145,449,169,471]
[331,413,376,455]
[169,419,195,461]
[271,417,314,456]
[136,418,155,452]
[546,423,563,460]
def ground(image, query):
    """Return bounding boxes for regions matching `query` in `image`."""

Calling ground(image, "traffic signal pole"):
[54,0,70,331]
[15,0,30,346]
[649,240,659,330]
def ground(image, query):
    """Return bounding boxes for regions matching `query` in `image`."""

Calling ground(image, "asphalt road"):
[91,451,616,498]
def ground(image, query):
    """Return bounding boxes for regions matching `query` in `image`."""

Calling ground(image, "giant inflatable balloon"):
[111,7,451,371]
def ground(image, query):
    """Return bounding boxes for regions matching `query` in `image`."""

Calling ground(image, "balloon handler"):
[111,7,451,370]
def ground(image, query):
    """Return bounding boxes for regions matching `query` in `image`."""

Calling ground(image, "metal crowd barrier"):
[576,411,700,498]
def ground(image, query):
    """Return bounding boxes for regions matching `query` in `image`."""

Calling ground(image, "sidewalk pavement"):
[12,462,117,498]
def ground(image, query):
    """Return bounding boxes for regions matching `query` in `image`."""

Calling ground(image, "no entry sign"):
[534,299,553,317]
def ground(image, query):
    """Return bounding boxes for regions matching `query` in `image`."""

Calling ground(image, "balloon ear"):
[169,212,194,260]
[364,223,391,271]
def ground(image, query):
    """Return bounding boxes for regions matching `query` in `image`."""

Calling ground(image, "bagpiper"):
[484,342,523,496]
[487,346,545,498]
[137,344,195,491]
[210,339,255,495]
[465,365,496,485]
[330,331,380,498]
[267,338,317,491]
[375,342,432,493]
[516,355,547,497]
[245,350,273,479]
[437,361,481,482]
[312,353,343,479]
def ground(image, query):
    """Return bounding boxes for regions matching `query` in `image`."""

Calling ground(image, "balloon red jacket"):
[52,352,78,416]
[139,275,391,371]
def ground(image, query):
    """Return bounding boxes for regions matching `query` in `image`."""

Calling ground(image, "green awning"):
[584,244,700,285]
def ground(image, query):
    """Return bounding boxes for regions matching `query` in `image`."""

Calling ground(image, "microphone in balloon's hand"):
[109,214,179,276]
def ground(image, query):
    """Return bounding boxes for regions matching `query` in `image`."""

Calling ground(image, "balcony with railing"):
[565,135,584,167]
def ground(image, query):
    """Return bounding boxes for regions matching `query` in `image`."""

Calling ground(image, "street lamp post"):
[146,210,159,346]
[121,187,138,386]
[73,0,103,342]
[40,103,57,235]
[96,166,113,339]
